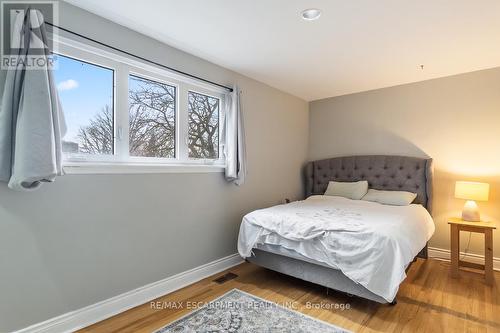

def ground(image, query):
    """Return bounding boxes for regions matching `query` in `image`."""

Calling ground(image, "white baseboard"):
[428,246,500,271]
[16,253,244,333]
[14,248,498,333]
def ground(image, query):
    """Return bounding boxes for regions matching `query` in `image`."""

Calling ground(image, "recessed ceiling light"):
[301,8,321,21]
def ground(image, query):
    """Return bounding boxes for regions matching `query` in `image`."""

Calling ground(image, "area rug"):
[153,289,350,332]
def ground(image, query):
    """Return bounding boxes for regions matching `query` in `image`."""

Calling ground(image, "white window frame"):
[54,36,227,174]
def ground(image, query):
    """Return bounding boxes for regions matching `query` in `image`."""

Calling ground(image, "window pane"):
[54,54,114,155]
[129,75,176,158]
[188,91,219,159]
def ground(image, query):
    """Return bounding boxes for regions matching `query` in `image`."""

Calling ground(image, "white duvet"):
[237,195,435,302]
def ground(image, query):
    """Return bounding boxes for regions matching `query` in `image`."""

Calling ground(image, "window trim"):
[54,35,227,173]
[63,162,224,175]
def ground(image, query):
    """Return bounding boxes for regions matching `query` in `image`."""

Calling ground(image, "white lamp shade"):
[455,181,489,202]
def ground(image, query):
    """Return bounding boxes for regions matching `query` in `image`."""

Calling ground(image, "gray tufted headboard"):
[305,155,433,213]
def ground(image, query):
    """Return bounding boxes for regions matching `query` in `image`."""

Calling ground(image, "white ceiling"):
[66,0,500,101]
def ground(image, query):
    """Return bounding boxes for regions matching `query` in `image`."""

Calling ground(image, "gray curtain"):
[222,86,246,185]
[0,9,66,191]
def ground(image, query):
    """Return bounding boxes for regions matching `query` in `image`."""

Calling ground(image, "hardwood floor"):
[79,259,499,333]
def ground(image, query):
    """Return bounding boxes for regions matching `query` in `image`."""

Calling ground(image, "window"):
[54,38,226,173]
[54,54,114,156]
[188,91,220,159]
[129,75,176,158]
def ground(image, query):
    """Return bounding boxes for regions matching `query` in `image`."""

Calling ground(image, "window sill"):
[63,162,225,175]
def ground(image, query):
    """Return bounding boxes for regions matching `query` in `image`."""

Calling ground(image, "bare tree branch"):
[75,78,219,159]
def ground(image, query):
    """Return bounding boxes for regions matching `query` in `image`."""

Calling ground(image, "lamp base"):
[462,200,480,222]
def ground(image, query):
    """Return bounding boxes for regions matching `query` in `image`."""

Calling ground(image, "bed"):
[238,155,434,304]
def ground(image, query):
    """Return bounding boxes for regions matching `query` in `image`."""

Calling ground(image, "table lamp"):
[454,181,489,222]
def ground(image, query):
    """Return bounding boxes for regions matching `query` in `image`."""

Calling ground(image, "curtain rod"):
[45,22,233,92]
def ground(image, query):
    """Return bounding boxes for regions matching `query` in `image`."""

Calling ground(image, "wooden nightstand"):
[448,217,496,285]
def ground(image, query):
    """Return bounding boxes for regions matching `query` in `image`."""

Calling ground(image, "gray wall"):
[310,67,500,260]
[0,3,309,332]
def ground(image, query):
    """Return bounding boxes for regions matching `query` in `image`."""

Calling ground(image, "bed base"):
[417,244,428,259]
[248,249,387,303]
[247,245,427,305]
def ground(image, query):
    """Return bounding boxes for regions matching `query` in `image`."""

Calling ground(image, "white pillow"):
[362,189,417,206]
[324,181,368,200]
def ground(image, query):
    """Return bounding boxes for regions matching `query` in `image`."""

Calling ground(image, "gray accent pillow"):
[362,189,417,206]
[324,180,368,200]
